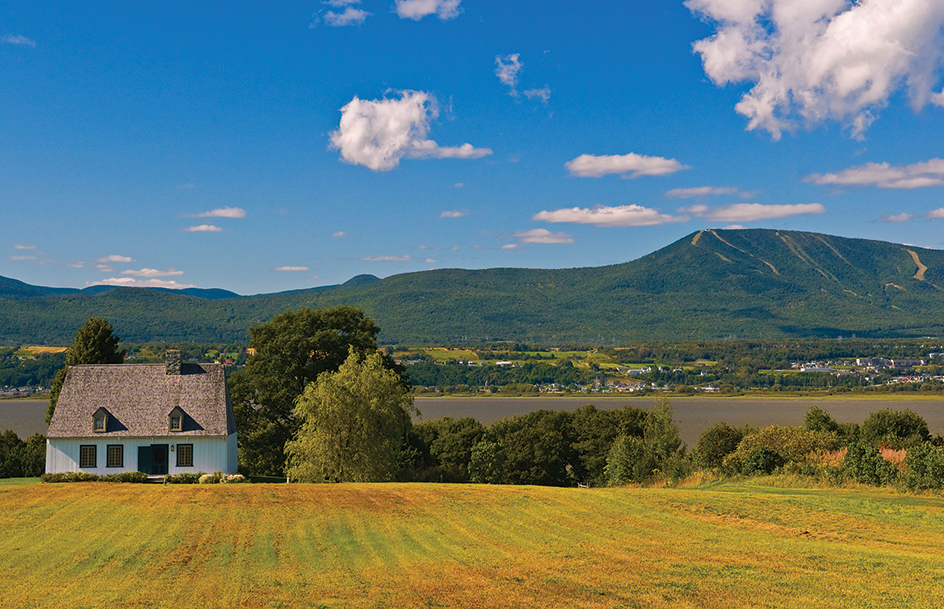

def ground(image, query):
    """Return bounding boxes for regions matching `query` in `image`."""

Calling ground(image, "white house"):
[45,350,238,476]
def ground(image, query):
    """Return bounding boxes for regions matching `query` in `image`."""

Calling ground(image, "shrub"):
[221,473,249,483]
[841,443,899,486]
[742,446,783,475]
[902,442,944,491]
[41,471,99,483]
[692,423,745,469]
[860,409,930,450]
[199,471,224,484]
[164,472,204,484]
[723,426,841,473]
[98,471,148,483]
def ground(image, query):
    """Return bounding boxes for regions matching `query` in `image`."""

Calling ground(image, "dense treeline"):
[0,349,65,388]
[405,360,601,391]
[0,431,45,478]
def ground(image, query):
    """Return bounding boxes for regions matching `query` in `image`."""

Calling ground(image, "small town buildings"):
[45,350,237,476]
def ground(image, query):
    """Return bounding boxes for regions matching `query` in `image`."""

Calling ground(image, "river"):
[5,396,944,449]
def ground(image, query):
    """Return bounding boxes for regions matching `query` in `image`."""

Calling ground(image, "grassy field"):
[3,480,944,608]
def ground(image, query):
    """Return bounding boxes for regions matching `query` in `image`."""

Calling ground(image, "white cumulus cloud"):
[565,153,689,178]
[195,206,246,218]
[877,213,914,223]
[276,266,309,272]
[186,224,223,232]
[97,255,134,263]
[395,0,461,21]
[927,208,944,219]
[665,186,740,199]
[120,268,185,277]
[533,204,686,227]
[806,159,944,189]
[514,229,574,244]
[329,90,491,171]
[687,0,944,139]
[684,203,827,222]
[88,278,197,289]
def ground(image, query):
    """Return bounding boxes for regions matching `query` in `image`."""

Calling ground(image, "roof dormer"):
[168,406,186,432]
[92,407,110,433]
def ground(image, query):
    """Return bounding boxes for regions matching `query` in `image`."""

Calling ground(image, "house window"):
[79,445,97,468]
[107,445,123,468]
[93,413,107,432]
[169,415,182,431]
[176,444,193,467]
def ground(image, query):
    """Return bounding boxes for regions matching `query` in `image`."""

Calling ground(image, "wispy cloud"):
[120,268,185,277]
[14,244,36,250]
[533,204,685,227]
[513,229,574,244]
[333,231,347,237]
[176,183,195,190]
[276,266,309,272]
[523,86,551,104]
[806,159,944,189]
[395,0,461,21]
[195,206,246,218]
[330,90,491,171]
[185,224,223,232]
[664,186,742,199]
[98,255,134,263]
[440,210,466,218]
[87,278,197,289]
[688,0,944,139]
[682,203,826,222]
[495,54,523,96]
[927,208,944,219]
[313,7,372,27]
[565,153,689,178]
[1,34,36,47]
[362,255,411,262]
[877,213,914,223]
[9,255,37,261]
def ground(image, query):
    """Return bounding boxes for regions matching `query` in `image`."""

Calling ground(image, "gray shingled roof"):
[47,363,237,438]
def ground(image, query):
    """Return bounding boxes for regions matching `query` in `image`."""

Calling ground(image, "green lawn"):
[2,479,943,607]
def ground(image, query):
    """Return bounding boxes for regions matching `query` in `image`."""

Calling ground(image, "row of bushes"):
[690,406,944,491]
[164,471,249,484]
[40,471,149,483]
[42,471,250,484]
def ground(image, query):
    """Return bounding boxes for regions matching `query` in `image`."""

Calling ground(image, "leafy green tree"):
[604,435,654,485]
[604,399,686,485]
[46,317,125,424]
[692,423,745,469]
[803,405,839,434]
[285,350,416,483]
[490,410,576,486]
[468,438,506,484]
[860,409,930,450]
[229,306,397,476]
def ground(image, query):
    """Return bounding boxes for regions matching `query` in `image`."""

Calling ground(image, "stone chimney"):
[165,349,182,375]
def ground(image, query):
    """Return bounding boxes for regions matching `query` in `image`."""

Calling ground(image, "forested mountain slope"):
[3,229,943,344]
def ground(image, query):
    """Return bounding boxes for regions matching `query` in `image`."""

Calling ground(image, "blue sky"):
[2,0,944,295]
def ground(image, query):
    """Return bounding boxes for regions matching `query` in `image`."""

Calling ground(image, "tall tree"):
[229,306,400,476]
[285,349,416,482]
[46,317,125,424]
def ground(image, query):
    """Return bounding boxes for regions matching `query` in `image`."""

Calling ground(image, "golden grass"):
[14,346,68,357]
[2,481,944,608]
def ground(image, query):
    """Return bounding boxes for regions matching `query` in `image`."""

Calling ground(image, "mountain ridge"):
[2,229,943,344]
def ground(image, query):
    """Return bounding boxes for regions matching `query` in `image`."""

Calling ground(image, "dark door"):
[151,444,168,475]
[137,444,169,475]
[138,446,153,474]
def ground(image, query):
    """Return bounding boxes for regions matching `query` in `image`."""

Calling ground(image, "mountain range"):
[3,229,943,345]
